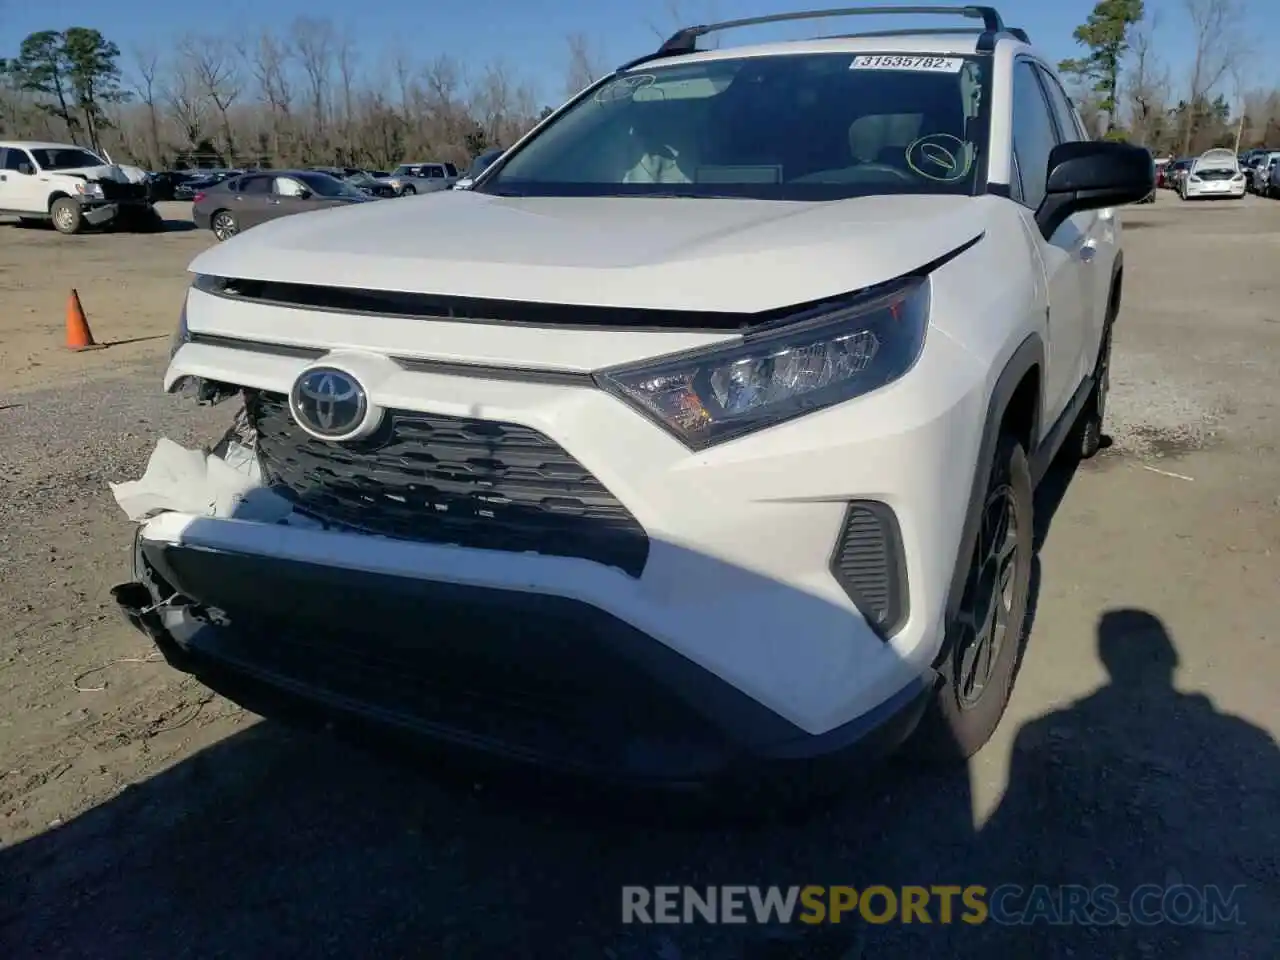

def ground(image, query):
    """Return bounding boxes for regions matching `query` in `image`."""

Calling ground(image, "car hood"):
[189,191,986,313]
[46,163,134,183]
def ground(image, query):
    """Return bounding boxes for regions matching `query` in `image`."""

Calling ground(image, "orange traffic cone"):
[65,289,104,351]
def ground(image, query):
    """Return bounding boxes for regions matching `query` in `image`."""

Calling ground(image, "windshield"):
[296,172,365,197]
[31,147,107,170]
[480,52,989,200]
[391,165,416,177]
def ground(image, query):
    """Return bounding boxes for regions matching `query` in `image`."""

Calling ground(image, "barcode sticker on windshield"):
[850,55,964,73]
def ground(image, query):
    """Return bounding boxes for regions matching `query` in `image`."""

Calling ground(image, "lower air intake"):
[829,501,908,638]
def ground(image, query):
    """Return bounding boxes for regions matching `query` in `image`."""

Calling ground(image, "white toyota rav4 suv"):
[114,6,1152,795]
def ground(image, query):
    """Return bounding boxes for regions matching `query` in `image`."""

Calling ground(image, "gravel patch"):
[1106,348,1224,460]
[0,358,234,551]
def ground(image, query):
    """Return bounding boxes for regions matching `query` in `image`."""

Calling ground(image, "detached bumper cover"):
[81,199,152,226]
[116,533,934,786]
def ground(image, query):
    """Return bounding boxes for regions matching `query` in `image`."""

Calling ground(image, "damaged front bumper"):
[107,415,932,791]
[113,527,931,792]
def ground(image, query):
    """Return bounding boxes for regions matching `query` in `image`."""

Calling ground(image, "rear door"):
[231,174,273,227]
[1008,58,1091,429]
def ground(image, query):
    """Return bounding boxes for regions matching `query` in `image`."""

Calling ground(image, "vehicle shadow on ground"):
[3,458,1275,958]
[4,218,196,234]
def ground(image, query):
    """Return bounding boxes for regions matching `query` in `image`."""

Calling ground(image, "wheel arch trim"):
[937,332,1044,666]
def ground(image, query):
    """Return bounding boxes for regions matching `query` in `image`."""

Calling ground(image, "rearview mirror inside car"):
[1036,141,1155,239]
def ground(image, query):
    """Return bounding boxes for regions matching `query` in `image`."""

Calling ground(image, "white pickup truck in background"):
[0,140,161,234]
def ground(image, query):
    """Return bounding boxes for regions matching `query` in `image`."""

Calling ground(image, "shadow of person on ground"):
[953,608,1280,959]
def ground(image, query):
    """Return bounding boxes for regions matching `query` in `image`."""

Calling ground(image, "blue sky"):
[3,1,1277,105]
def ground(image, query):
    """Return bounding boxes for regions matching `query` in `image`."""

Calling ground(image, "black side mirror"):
[1035,141,1155,239]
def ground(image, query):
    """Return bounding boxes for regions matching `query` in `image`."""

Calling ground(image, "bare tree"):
[471,61,515,147]
[130,45,164,166]
[4,14,570,172]
[291,17,336,160]
[161,58,211,155]
[647,0,723,49]
[1123,10,1170,147]
[336,29,359,162]
[238,30,294,161]
[178,34,243,160]
[564,32,605,99]
[1180,0,1248,154]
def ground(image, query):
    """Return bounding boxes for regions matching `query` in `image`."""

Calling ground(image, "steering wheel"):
[789,161,918,185]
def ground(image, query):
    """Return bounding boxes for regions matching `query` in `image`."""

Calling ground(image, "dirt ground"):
[1,193,1278,959]
[0,203,215,394]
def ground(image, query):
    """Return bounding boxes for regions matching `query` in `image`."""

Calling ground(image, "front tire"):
[50,197,84,235]
[211,210,238,241]
[909,434,1034,762]
[400,184,416,196]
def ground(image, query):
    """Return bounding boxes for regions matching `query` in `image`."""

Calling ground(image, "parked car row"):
[1240,148,1280,197]
[144,160,473,203]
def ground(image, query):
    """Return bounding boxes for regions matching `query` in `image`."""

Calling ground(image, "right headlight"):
[595,277,930,451]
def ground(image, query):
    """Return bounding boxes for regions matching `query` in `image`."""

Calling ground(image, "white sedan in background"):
[1180,148,1247,200]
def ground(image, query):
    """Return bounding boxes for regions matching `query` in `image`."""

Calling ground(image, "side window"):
[426,165,444,178]
[1010,59,1059,210]
[1036,66,1085,143]
[272,176,305,197]
[240,176,271,195]
[3,148,34,172]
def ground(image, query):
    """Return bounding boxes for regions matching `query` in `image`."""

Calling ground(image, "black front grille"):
[246,391,650,577]
[98,179,148,201]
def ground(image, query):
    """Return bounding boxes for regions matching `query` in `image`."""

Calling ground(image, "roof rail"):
[817,26,986,39]
[656,5,1006,56]
[1008,26,1030,42]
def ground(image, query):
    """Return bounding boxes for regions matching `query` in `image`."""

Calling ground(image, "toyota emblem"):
[288,366,377,440]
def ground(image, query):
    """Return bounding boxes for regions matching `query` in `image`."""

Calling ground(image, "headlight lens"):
[595,277,930,450]
[76,182,105,198]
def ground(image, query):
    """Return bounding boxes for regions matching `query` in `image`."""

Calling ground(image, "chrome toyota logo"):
[289,366,374,440]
